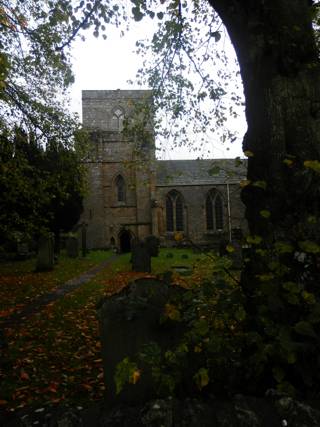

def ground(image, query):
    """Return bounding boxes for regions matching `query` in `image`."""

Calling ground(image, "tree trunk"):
[208,0,320,288]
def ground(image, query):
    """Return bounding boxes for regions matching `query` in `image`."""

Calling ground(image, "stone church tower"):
[81,89,155,250]
[81,89,247,251]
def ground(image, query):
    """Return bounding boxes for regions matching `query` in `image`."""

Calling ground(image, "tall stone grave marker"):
[66,236,79,258]
[36,234,54,271]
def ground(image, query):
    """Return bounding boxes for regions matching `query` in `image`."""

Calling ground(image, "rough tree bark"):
[208,0,320,291]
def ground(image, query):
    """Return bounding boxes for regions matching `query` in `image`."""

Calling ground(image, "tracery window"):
[166,190,184,232]
[115,175,126,202]
[206,190,224,231]
[112,107,125,131]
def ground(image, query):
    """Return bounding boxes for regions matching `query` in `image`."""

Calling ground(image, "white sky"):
[70,22,247,160]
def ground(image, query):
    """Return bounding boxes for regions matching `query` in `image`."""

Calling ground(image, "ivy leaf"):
[132,6,144,21]
[194,368,209,390]
[304,160,320,173]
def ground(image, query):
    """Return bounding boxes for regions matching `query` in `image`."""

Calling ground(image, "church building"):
[80,89,247,251]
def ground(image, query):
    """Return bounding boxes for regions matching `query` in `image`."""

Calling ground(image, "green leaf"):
[274,241,294,254]
[194,368,209,390]
[114,357,139,394]
[298,240,320,254]
[282,281,300,294]
[243,150,254,157]
[260,210,270,218]
[304,160,320,173]
[294,321,317,338]
[246,235,262,245]
[132,6,144,21]
[252,180,267,190]
[194,318,209,336]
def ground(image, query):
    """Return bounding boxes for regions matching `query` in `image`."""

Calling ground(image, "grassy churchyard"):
[0,248,227,412]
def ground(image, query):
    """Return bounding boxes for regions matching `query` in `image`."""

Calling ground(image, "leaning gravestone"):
[36,235,54,271]
[66,236,79,258]
[97,277,186,407]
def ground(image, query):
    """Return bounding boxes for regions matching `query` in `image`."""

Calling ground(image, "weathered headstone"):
[97,277,186,407]
[131,238,151,273]
[229,241,243,270]
[66,236,79,258]
[131,236,159,273]
[36,235,54,271]
[145,235,160,257]
[17,242,29,260]
[81,223,87,257]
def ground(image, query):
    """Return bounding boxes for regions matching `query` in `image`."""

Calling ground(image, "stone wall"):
[155,183,246,248]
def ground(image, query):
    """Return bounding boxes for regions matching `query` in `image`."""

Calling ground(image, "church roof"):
[155,159,247,186]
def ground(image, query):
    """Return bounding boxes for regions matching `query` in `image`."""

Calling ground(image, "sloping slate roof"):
[155,159,247,186]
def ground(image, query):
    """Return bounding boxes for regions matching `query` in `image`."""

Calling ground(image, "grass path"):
[0,251,112,319]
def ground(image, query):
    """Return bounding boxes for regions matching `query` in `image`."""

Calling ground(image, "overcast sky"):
[69,23,247,159]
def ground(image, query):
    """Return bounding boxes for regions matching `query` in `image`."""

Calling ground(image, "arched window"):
[112,107,125,131]
[115,175,126,202]
[206,190,224,231]
[166,190,184,232]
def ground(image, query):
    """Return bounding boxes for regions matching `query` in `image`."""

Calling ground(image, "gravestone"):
[66,236,79,258]
[131,236,159,273]
[16,242,29,260]
[229,241,243,270]
[131,238,150,272]
[36,235,54,271]
[97,277,186,407]
[81,223,87,257]
[145,235,159,257]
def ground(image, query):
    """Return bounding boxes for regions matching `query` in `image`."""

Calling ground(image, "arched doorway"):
[119,230,132,253]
